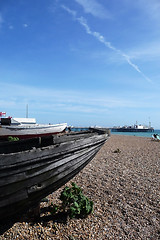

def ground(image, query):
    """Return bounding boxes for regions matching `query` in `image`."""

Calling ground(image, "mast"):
[26,104,28,118]
[149,117,151,128]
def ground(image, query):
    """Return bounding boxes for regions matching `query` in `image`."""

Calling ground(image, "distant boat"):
[0,113,67,140]
[0,127,110,221]
[112,123,154,133]
[152,134,160,141]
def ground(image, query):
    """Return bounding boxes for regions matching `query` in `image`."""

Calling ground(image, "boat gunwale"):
[0,128,109,155]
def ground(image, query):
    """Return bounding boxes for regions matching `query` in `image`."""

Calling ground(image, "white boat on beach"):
[0,112,67,140]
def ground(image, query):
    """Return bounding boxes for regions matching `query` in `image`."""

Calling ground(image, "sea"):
[71,127,160,138]
[111,129,160,138]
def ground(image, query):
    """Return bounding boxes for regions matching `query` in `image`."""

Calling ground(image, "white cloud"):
[128,42,160,62]
[122,0,160,24]
[1,82,159,127]
[63,7,152,83]
[0,82,144,116]
[23,23,28,28]
[138,0,160,21]
[75,0,111,19]
[61,5,77,17]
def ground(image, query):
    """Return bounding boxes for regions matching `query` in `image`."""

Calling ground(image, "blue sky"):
[0,0,160,128]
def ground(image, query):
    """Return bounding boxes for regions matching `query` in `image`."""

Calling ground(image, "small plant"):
[50,182,94,219]
[60,182,93,218]
[8,136,19,141]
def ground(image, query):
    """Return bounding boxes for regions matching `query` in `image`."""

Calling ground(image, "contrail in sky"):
[62,5,152,83]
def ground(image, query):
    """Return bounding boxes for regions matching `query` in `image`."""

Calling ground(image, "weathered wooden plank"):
[0,142,103,196]
[0,139,102,178]
[0,189,28,208]
[0,134,106,167]
[0,131,97,154]
[27,148,98,204]
[27,144,102,194]
[1,144,100,216]
[0,143,101,220]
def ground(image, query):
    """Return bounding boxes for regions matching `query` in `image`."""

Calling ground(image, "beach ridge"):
[1,135,159,239]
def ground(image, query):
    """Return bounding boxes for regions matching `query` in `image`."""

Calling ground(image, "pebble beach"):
[0,135,160,240]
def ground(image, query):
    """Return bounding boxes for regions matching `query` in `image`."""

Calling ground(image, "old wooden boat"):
[0,127,110,221]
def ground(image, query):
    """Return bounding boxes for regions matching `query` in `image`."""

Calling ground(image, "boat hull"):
[0,128,109,221]
[0,123,67,140]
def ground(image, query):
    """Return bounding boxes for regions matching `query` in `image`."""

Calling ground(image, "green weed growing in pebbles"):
[49,182,93,219]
